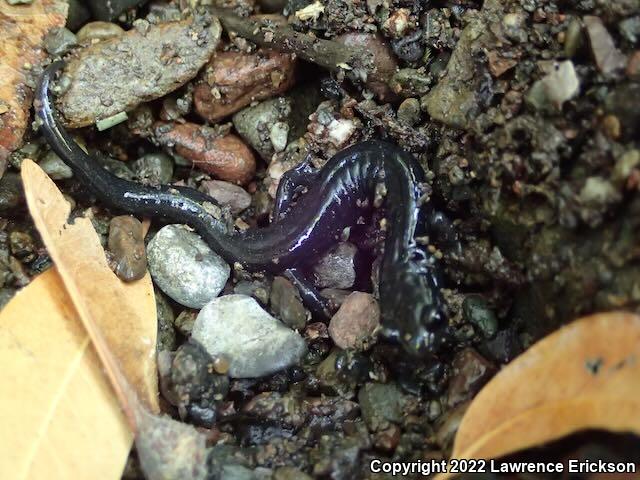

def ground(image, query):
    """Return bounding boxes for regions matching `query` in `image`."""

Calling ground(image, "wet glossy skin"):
[37,61,450,356]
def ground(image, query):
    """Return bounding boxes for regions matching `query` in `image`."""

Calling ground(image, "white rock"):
[192,294,307,378]
[147,224,230,308]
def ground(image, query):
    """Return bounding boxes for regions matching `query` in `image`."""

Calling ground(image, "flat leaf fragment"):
[21,159,159,413]
[435,312,640,480]
[0,268,132,480]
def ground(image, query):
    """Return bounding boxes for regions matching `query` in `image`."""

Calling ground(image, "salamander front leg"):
[272,156,319,221]
[426,210,461,256]
[284,267,334,321]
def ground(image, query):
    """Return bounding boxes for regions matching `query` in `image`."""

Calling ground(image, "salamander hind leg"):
[284,267,335,321]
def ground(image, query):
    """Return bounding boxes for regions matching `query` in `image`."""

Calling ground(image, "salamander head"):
[379,254,451,357]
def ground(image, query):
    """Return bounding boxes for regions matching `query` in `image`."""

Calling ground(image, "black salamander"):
[36,61,451,356]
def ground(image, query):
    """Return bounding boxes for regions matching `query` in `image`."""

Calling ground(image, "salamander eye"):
[422,306,443,327]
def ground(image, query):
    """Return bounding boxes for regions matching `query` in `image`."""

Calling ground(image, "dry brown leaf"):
[0,1,67,174]
[21,159,159,414]
[0,268,132,480]
[436,312,640,480]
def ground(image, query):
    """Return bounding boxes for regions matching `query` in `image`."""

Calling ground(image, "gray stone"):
[147,225,230,308]
[358,382,406,432]
[312,242,358,289]
[44,27,77,56]
[60,17,221,128]
[462,295,498,339]
[132,152,174,185]
[192,294,307,378]
[619,16,640,43]
[39,151,73,180]
[270,276,307,330]
[0,173,24,215]
[233,97,292,162]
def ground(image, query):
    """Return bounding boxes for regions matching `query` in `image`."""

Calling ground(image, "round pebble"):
[147,224,230,308]
[131,152,174,185]
[108,215,147,282]
[328,292,380,350]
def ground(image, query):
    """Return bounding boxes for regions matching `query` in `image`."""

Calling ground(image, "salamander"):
[36,61,451,356]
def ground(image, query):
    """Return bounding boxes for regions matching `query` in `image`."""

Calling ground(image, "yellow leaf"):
[0,268,132,480]
[435,312,640,480]
[21,158,159,414]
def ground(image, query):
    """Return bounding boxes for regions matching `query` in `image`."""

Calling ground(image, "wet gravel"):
[2,0,640,478]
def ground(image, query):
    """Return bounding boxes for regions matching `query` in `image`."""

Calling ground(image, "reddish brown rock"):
[194,49,296,123]
[446,348,496,408]
[0,0,67,176]
[199,179,252,214]
[328,291,380,350]
[627,50,640,79]
[108,215,147,282]
[154,121,256,185]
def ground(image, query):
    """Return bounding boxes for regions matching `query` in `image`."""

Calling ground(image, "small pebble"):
[446,348,496,408]
[108,215,147,282]
[0,173,25,215]
[191,294,307,378]
[564,18,584,58]
[312,242,359,289]
[232,97,292,162]
[39,151,73,180]
[212,356,230,375]
[525,60,579,112]
[155,290,177,352]
[194,49,296,123]
[76,21,125,43]
[462,295,498,339]
[270,276,307,330]
[131,152,174,185]
[154,121,256,185]
[233,279,271,305]
[328,292,380,350]
[584,16,627,74]
[199,180,252,215]
[601,114,621,140]
[397,98,421,126]
[44,27,77,56]
[336,33,398,101]
[627,51,640,79]
[358,382,406,432]
[147,224,230,308]
[174,309,198,336]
